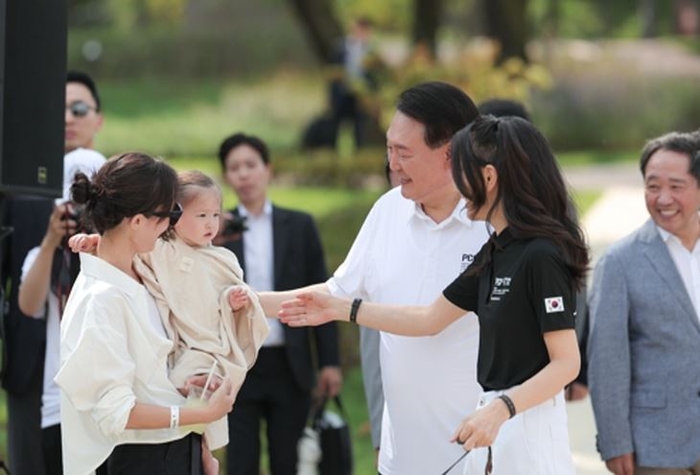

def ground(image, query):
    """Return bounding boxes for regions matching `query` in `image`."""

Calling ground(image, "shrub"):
[533,74,700,151]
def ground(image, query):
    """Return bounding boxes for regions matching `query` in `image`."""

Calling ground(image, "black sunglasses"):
[147,203,183,226]
[67,101,96,118]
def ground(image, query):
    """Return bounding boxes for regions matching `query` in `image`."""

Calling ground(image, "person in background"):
[1,69,105,475]
[478,97,589,402]
[258,82,489,474]
[279,114,587,475]
[328,16,381,148]
[216,133,342,475]
[588,131,700,475]
[18,153,105,475]
[56,152,236,475]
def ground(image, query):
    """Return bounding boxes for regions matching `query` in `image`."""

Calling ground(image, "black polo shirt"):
[443,227,576,391]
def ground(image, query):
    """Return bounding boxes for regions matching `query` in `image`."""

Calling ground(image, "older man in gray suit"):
[588,130,700,475]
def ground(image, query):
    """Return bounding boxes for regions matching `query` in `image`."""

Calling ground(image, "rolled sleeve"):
[56,305,137,438]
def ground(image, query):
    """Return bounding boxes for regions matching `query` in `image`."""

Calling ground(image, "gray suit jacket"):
[588,218,700,468]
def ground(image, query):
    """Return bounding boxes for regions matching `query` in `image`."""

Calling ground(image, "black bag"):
[313,396,353,475]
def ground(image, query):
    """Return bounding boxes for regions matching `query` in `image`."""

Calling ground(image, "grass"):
[95,73,327,158]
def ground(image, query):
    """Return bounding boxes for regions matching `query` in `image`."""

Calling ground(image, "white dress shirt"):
[239,202,286,346]
[658,226,700,320]
[56,253,187,475]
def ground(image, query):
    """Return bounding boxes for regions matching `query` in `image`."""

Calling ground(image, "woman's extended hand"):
[451,398,510,450]
[278,291,349,327]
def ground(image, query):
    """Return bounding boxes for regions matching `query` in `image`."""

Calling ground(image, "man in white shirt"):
[3,70,106,475]
[265,81,488,474]
[588,130,700,475]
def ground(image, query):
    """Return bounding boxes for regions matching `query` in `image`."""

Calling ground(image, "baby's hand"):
[68,233,100,253]
[228,286,250,312]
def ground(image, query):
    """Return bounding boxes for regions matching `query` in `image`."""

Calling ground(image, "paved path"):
[562,162,648,475]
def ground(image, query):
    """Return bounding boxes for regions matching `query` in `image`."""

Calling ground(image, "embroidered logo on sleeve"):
[544,296,564,313]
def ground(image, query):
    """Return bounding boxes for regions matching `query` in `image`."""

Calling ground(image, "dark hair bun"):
[70,173,92,205]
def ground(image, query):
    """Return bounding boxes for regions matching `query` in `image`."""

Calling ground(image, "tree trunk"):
[639,0,658,37]
[412,0,444,59]
[544,0,560,37]
[287,0,344,63]
[482,0,530,63]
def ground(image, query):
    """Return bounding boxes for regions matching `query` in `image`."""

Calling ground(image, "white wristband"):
[169,406,180,429]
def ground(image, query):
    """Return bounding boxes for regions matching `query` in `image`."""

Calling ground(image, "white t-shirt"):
[62,148,106,201]
[327,187,490,475]
[21,247,61,429]
[19,146,106,429]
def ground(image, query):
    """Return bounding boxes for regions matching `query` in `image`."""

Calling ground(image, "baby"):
[71,170,269,449]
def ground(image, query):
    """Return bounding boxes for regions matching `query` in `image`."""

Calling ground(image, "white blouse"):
[55,253,187,475]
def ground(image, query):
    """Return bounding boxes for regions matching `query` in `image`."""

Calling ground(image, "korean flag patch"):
[544,296,564,313]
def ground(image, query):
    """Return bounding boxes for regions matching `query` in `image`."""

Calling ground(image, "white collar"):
[238,200,272,219]
[410,197,476,230]
[79,252,146,294]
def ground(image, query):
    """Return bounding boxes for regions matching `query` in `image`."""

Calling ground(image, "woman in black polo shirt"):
[279,115,588,475]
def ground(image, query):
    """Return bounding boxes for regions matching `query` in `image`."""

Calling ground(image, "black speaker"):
[0,0,66,197]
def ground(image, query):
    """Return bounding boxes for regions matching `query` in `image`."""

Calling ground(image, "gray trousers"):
[637,460,700,475]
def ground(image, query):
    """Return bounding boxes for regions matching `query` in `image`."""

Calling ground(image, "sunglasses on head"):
[147,202,183,226]
[67,101,96,118]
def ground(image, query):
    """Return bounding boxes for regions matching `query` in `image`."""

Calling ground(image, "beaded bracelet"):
[169,406,180,429]
[497,394,516,419]
[350,298,362,324]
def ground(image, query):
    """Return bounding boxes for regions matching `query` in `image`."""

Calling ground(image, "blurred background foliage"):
[65,0,700,158]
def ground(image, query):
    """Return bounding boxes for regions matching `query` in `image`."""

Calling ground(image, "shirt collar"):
[79,252,146,295]
[656,224,700,252]
[493,226,515,248]
[238,200,272,219]
[410,197,480,230]
[656,225,675,244]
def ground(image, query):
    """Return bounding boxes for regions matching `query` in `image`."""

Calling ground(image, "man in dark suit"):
[216,132,342,475]
[588,130,700,475]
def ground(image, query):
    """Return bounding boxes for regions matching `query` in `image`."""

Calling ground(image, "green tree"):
[482,0,530,62]
[412,0,444,58]
[288,0,344,62]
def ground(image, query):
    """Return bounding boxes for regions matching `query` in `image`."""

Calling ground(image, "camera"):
[59,201,93,234]
[61,202,84,223]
